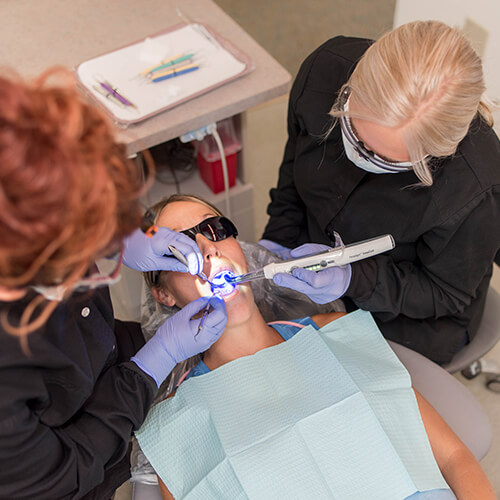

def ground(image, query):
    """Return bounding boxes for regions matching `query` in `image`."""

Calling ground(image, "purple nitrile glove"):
[258,239,292,259]
[272,243,352,304]
[122,227,203,274]
[131,296,227,387]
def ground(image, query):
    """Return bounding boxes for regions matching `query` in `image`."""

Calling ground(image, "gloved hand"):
[272,243,352,304]
[122,227,203,274]
[258,239,292,260]
[131,296,227,387]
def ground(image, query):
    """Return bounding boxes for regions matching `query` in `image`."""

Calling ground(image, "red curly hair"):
[0,68,145,333]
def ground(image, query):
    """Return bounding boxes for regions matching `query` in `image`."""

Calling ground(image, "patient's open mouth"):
[210,270,239,301]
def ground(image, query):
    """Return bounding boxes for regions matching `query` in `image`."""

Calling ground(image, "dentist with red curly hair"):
[0,69,226,499]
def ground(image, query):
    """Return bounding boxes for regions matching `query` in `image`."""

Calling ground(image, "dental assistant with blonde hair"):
[261,20,500,364]
[0,70,225,499]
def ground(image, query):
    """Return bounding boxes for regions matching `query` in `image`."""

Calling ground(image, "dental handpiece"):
[227,234,395,285]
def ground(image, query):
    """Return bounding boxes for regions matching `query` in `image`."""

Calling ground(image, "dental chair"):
[132,482,162,500]
[390,280,500,465]
[131,339,494,500]
[389,280,500,471]
[130,252,499,499]
[444,284,500,392]
[390,341,493,462]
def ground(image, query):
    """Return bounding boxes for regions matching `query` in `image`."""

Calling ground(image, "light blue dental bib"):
[136,310,452,499]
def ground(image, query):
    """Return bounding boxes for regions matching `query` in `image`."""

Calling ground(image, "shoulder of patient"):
[311,311,346,328]
[161,391,176,401]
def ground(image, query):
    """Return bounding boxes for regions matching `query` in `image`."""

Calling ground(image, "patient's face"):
[154,200,255,323]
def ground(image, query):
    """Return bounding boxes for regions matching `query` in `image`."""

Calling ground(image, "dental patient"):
[137,194,494,500]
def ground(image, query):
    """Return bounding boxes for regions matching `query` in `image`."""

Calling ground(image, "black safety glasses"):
[181,216,238,242]
[145,215,238,287]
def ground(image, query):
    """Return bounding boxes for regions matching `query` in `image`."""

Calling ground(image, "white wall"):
[394,0,500,134]
[394,1,500,294]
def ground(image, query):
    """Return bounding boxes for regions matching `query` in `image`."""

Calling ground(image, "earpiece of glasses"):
[181,216,238,242]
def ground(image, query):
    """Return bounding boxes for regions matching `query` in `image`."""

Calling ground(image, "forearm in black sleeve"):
[0,362,156,500]
[345,256,469,320]
[262,98,307,248]
[347,202,498,320]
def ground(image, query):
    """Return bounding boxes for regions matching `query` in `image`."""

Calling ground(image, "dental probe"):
[195,301,212,337]
[168,245,216,286]
[194,283,229,337]
[140,210,216,286]
[226,234,395,285]
[167,246,224,337]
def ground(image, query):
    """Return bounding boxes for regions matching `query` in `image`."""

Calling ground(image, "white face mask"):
[31,254,123,302]
[341,129,413,174]
[32,284,68,302]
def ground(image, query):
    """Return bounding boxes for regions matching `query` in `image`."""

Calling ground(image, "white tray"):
[76,22,253,125]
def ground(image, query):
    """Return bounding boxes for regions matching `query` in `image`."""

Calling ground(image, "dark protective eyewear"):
[147,216,239,286]
[181,216,238,242]
[338,87,414,173]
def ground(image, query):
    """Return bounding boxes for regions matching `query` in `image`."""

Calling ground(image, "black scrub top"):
[0,287,156,499]
[263,36,500,363]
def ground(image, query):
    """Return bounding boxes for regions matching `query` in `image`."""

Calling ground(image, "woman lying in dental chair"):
[135,194,494,500]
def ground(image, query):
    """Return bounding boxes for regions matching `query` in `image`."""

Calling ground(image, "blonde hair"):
[331,21,493,186]
[143,194,223,289]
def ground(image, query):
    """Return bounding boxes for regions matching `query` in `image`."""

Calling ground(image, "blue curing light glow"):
[211,271,237,296]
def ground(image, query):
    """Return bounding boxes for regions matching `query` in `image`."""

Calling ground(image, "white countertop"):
[1,0,291,154]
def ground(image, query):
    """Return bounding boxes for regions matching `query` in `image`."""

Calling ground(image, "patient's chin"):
[219,287,239,303]
[224,285,254,321]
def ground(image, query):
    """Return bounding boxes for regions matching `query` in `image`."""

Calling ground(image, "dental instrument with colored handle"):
[226,234,395,285]
[140,53,192,76]
[168,245,216,287]
[151,65,199,83]
[144,53,196,77]
[97,80,137,108]
[195,301,212,337]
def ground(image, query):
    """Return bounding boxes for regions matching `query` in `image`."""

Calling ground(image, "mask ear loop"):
[32,248,124,301]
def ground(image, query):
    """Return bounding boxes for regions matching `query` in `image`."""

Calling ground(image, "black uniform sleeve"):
[0,355,156,499]
[348,174,500,322]
[343,188,499,363]
[262,36,372,248]
[0,288,158,500]
[261,71,308,247]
